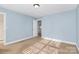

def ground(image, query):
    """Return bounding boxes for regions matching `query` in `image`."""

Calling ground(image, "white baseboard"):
[5,36,33,45]
[42,37,76,45]
[75,44,79,51]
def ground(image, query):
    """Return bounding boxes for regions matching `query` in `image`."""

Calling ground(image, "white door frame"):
[0,12,6,45]
[33,19,38,37]
[33,18,42,37]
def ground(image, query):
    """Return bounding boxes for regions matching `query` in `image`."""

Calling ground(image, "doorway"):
[37,20,42,37]
[0,13,6,45]
[33,19,42,37]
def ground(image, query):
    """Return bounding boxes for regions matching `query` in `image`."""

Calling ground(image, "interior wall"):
[0,7,34,43]
[0,5,78,46]
[41,9,76,43]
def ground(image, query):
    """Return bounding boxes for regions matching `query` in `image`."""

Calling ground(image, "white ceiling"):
[1,4,77,18]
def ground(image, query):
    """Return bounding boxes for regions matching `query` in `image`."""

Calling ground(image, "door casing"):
[0,12,6,45]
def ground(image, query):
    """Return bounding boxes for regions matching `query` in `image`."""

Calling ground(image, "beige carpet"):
[0,37,78,54]
[22,39,77,54]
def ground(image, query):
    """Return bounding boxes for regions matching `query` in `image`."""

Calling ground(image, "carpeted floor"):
[22,39,78,54]
[0,37,78,54]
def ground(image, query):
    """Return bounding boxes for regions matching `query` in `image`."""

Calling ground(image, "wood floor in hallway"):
[0,37,78,54]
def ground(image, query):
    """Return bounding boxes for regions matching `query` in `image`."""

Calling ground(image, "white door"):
[33,19,38,37]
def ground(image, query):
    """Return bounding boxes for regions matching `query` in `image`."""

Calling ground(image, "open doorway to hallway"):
[37,20,42,37]
[0,13,5,44]
[33,19,42,37]
[0,13,6,50]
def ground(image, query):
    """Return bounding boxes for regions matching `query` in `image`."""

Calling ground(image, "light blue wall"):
[0,6,78,45]
[0,7,34,43]
[42,10,76,43]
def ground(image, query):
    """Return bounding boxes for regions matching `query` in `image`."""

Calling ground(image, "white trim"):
[33,19,38,37]
[5,36,33,45]
[42,37,76,45]
[0,12,6,45]
[75,44,79,51]
[75,44,79,53]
